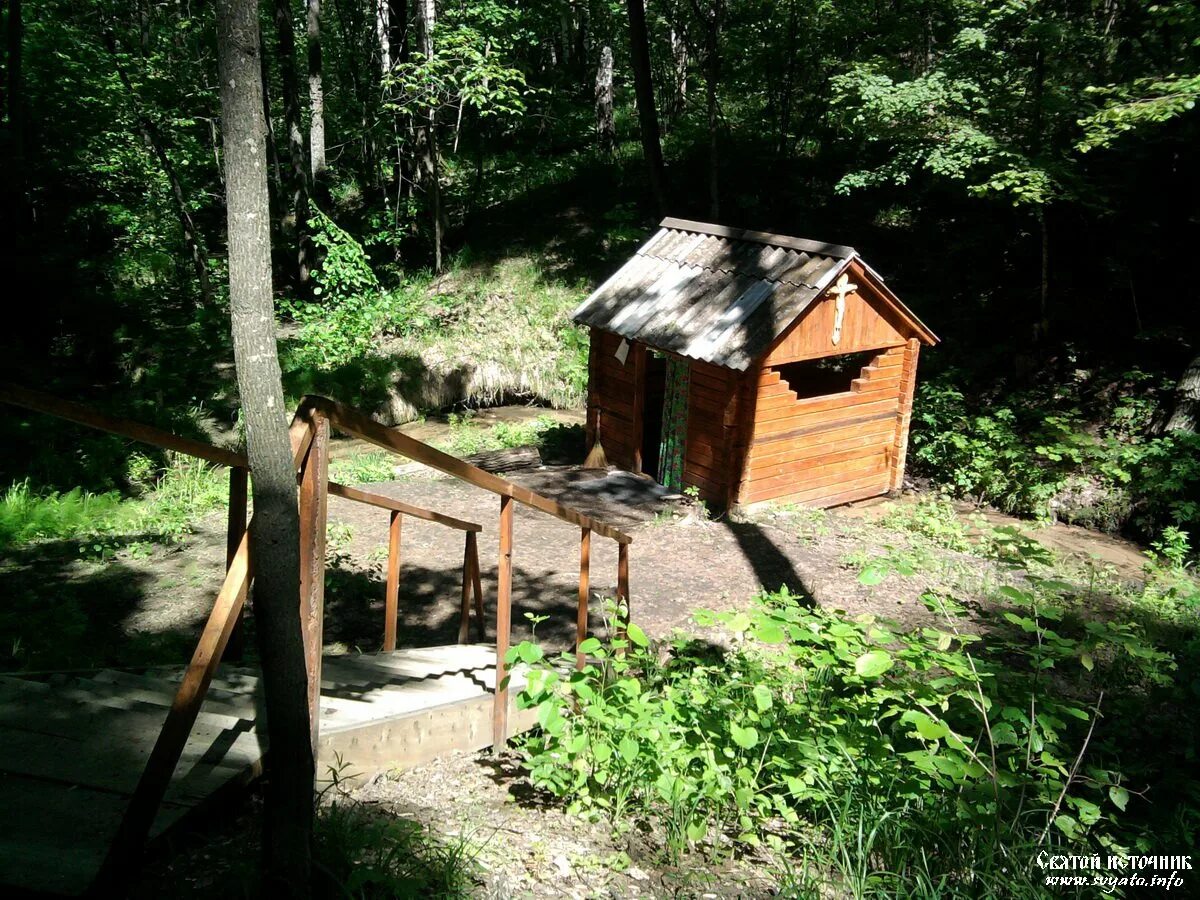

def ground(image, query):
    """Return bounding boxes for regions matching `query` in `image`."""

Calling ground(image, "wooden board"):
[0,645,534,897]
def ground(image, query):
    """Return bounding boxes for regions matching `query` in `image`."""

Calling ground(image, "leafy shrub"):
[511,570,1182,890]
[880,495,973,552]
[911,374,1200,544]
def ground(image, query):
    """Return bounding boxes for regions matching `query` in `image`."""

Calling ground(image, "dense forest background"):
[1,0,1198,545]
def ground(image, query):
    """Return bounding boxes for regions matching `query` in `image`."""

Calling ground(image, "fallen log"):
[461,445,542,473]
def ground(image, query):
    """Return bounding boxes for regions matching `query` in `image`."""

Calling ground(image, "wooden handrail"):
[306,395,633,545]
[96,405,320,886]
[0,381,247,469]
[327,480,482,532]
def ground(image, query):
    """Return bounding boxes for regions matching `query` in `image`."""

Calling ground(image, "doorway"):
[640,352,689,489]
[640,352,667,477]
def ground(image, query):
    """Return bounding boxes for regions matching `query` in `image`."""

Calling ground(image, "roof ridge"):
[658,217,857,260]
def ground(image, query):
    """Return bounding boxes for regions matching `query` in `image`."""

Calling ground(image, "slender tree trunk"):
[595,46,615,154]
[692,0,723,219]
[1167,354,1200,433]
[106,35,214,306]
[625,0,667,213]
[375,0,390,74]
[273,0,311,287]
[307,0,326,186]
[216,0,314,894]
[261,35,284,193]
[6,0,28,219]
[415,0,443,271]
[669,26,687,121]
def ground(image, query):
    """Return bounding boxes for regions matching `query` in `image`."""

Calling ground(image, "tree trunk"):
[215,0,314,895]
[415,0,443,271]
[375,0,390,74]
[595,46,615,154]
[307,0,326,186]
[1167,354,1200,433]
[700,0,723,219]
[6,0,27,219]
[669,24,687,121]
[625,0,667,213]
[272,0,311,287]
[261,35,284,193]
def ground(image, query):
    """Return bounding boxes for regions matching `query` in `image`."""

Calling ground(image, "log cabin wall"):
[682,359,736,505]
[731,266,924,508]
[586,328,642,472]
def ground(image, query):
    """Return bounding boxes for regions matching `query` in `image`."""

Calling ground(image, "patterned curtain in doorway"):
[657,358,689,490]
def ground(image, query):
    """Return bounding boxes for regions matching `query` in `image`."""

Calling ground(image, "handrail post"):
[224,465,249,660]
[457,531,472,644]
[297,415,329,754]
[617,542,630,644]
[576,527,591,670]
[493,495,514,748]
[469,531,485,641]
[384,510,402,651]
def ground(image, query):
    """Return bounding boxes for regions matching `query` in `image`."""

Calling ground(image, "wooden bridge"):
[0,385,632,896]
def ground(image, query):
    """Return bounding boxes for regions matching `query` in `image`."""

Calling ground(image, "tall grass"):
[0,454,229,552]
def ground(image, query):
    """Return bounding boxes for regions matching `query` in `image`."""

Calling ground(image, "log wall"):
[586,328,642,472]
[735,343,915,507]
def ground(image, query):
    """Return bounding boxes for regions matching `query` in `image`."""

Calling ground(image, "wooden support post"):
[224,465,249,660]
[457,530,472,644]
[468,530,485,641]
[384,510,403,651]
[297,415,329,753]
[617,541,630,642]
[576,527,591,670]
[493,495,514,748]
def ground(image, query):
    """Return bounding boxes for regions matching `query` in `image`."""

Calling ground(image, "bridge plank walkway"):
[0,645,531,896]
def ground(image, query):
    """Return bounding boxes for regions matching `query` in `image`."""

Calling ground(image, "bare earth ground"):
[1,416,1166,897]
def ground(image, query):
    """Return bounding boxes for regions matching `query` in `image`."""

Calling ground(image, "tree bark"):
[625,0,667,213]
[693,0,723,219]
[595,46,615,154]
[307,0,326,185]
[215,0,314,895]
[415,0,444,271]
[272,0,311,287]
[1166,353,1200,433]
[6,0,28,220]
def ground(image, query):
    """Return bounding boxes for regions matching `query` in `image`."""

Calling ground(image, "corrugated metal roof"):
[571,218,854,370]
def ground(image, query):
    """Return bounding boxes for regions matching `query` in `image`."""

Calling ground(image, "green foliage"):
[513,554,1188,888]
[329,452,400,486]
[439,412,559,456]
[911,373,1200,539]
[0,454,228,552]
[880,496,973,553]
[0,480,129,549]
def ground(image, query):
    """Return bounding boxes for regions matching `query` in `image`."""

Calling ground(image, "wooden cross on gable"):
[828,273,858,345]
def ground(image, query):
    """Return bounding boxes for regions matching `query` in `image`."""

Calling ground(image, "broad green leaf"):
[618,736,638,762]
[730,723,759,749]
[1109,785,1129,811]
[753,621,786,644]
[858,566,887,586]
[578,637,602,654]
[854,650,894,678]
[752,684,773,712]
[626,622,649,647]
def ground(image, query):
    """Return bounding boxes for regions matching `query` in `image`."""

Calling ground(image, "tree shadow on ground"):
[0,535,192,673]
[323,558,588,655]
[720,518,815,606]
